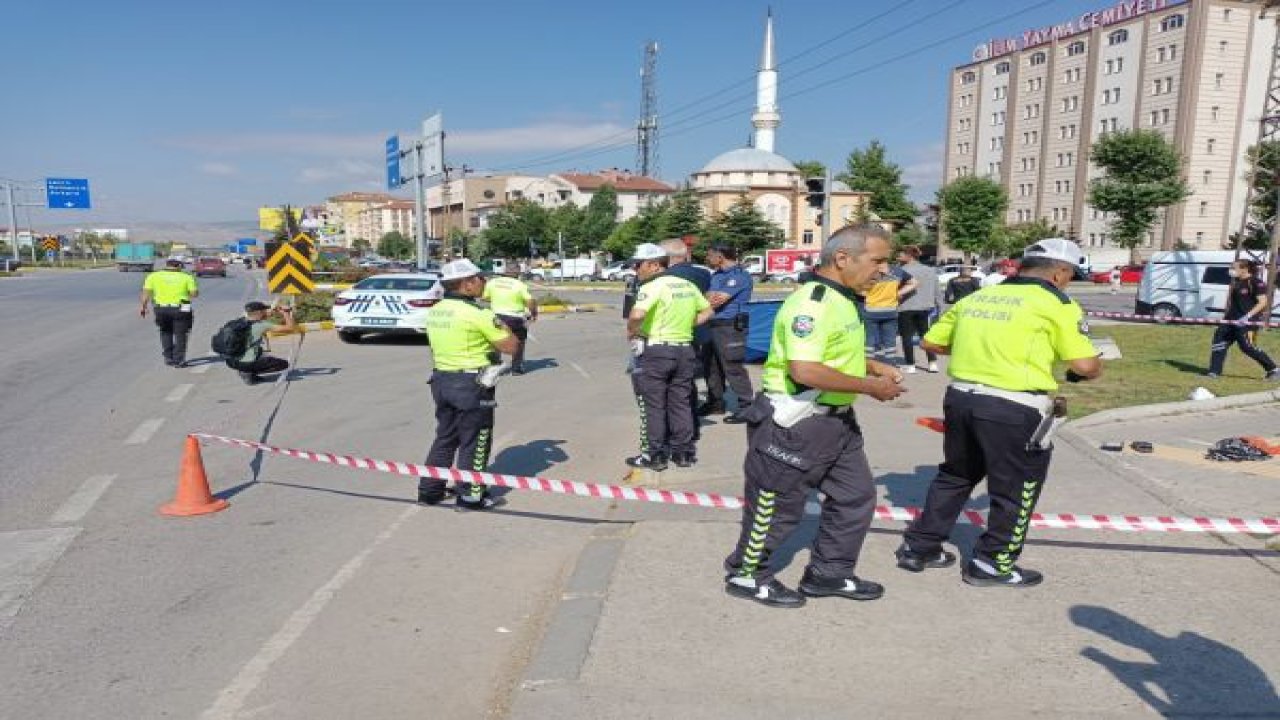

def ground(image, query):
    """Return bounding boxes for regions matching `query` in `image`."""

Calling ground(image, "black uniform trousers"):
[903,387,1052,574]
[725,400,877,584]
[496,314,528,370]
[631,344,698,458]
[153,305,193,365]
[897,309,937,366]
[419,371,497,501]
[1208,324,1276,375]
[704,321,754,410]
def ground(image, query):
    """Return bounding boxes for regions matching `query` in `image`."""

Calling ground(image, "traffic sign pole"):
[5,183,17,261]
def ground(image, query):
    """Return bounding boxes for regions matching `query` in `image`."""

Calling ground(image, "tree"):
[579,184,620,252]
[1242,140,1280,249]
[992,218,1061,257]
[481,199,551,258]
[270,204,299,244]
[547,204,585,254]
[351,238,372,255]
[376,231,413,259]
[1088,129,1190,261]
[837,140,917,224]
[702,196,784,255]
[664,189,703,238]
[936,176,1007,260]
[793,160,827,179]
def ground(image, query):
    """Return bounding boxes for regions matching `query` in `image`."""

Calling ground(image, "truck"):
[527,258,601,282]
[115,242,156,272]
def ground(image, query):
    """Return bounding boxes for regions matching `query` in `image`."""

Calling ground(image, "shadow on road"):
[286,367,341,381]
[1071,604,1280,717]
[511,358,559,374]
[489,439,569,478]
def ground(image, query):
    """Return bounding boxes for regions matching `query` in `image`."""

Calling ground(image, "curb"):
[1069,388,1280,430]
[538,304,607,314]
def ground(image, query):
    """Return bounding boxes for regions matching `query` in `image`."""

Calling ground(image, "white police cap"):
[631,243,667,261]
[440,258,483,281]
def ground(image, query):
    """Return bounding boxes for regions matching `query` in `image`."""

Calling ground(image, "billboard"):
[258,207,303,231]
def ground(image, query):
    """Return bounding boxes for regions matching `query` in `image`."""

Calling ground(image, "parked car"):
[603,261,635,281]
[193,256,227,277]
[1090,264,1145,285]
[332,272,442,343]
[935,264,987,287]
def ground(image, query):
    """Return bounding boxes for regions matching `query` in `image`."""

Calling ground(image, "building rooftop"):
[697,147,798,174]
[328,192,398,203]
[555,171,675,193]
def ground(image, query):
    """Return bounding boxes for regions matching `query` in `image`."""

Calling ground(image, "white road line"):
[165,384,194,403]
[190,363,213,375]
[124,418,165,445]
[1182,438,1214,447]
[49,474,118,525]
[200,505,418,720]
[0,527,82,631]
[569,361,591,379]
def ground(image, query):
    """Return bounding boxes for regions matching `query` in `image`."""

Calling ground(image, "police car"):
[332,272,442,343]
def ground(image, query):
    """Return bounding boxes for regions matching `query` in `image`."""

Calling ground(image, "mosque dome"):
[697,147,798,175]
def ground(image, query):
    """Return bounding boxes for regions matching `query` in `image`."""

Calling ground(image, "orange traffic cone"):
[916,417,946,434]
[160,436,230,517]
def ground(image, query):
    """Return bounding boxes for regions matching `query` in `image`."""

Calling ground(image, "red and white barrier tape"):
[191,433,1280,535]
[1085,310,1275,328]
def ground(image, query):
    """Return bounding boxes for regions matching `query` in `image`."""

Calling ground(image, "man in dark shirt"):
[1206,259,1280,379]
[660,239,712,436]
[945,266,981,304]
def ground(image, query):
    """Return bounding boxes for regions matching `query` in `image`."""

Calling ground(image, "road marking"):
[49,474,118,524]
[200,505,418,720]
[1182,438,1214,447]
[0,527,82,631]
[165,384,194,403]
[124,418,165,445]
[569,361,591,379]
[190,363,213,375]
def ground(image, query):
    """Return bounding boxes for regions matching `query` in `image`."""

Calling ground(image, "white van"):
[528,258,601,281]
[1136,250,1278,320]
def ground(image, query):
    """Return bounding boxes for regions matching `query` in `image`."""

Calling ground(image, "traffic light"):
[805,177,825,209]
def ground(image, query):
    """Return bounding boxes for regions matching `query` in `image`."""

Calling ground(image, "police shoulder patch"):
[636,292,648,302]
[1078,318,1090,335]
[791,314,816,338]
[493,316,504,329]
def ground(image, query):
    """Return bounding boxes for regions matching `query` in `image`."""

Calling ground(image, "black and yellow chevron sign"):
[41,236,60,252]
[265,240,314,295]
[292,232,317,260]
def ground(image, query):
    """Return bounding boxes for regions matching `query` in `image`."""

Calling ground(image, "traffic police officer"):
[139,258,199,367]
[418,259,518,510]
[898,238,1102,587]
[701,244,754,422]
[724,224,906,608]
[626,243,713,471]
[482,270,537,375]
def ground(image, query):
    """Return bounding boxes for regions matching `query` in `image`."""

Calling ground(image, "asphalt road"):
[1,269,1272,719]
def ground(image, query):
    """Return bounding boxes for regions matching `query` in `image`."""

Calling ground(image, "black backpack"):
[211,318,253,360]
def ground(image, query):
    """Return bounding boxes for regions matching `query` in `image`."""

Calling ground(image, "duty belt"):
[435,368,484,374]
[648,340,691,346]
[950,381,1051,413]
[707,318,738,327]
[815,404,855,417]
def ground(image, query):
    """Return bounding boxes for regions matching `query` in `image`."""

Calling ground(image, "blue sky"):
[3,0,1123,224]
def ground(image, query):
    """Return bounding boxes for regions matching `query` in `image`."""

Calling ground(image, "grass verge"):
[1063,324,1280,418]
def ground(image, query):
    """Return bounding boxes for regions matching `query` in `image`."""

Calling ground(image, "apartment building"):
[946,0,1277,264]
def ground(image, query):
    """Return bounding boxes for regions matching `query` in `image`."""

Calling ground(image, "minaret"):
[752,10,780,153]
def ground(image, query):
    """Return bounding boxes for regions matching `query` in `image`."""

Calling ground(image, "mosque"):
[691,13,871,248]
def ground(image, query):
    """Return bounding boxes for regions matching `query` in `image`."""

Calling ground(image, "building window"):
[1066,152,1074,166]
[1215,73,1225,89]
[1196,231,1205,244]
[803,230,814,244]
[1200,201,1209,217]
[1030,51,1047,66]
[1161,109,1171,124]
[1169,44,1178,61]
[1203,170,1212,185]
[1067,41,1086,56]
[1157,47,1166,62]
[1219,40,1229,55]
[1211,105,1220,121]
[1161,14,1185,31]
[995,61,1011,75]
[1207,138,1215,154]
[962,71,976,85]
[994,85,1007,100]
[1224,8,1232,21]
[1108,29,1129,45]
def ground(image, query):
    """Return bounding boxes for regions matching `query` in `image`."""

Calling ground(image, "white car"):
[603,261,635,281]
[935,264,987,287]
[332,272,442,343]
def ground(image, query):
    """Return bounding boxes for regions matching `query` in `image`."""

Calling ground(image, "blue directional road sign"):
[386,136,401,190]
[46,178,92,209]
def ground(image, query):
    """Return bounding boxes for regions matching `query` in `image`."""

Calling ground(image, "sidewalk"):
[510,356,1280,719]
